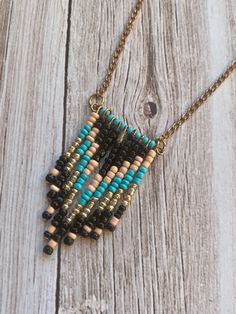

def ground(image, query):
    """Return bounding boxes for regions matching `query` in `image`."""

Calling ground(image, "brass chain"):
[155,59,236,154]
[89,0,144,109]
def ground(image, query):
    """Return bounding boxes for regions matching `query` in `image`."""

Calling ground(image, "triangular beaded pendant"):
[42,107,157,255]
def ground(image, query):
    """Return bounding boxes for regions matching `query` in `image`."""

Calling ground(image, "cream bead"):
[48,239,58,249]
[110,166,118,173]
[116,172,124,179]
[119,166,128,174]
[94,228,103,236]
[84,168,91,176]
[86,120,93,127]
[87,116,96,123]
[48,225,56,233]
[87,164,94,171]
[68,232,77,240]
[51,168,59,176]
[142,161,151,168]
[130,164,138,172]
[148,149,157,158]
[122,161,130,168]
[93,127,99,134]
[89,146,96,154]
[83,225,92,233]
[110,216,119,226]
[86,135,95,142]
[89,130,96,138]
[107,171,115,179]
[135,156,143,163]
[86,150,93,158]
[90,160,98,168]
[93,180,100,188]
[50,185,60,192]
[133,160,141,167]
[91,112,99,119]
[104,176,112,184]
[88,185,96,192]
[93,143,99,149]
[145,156,154,163]
[95,174,103,181]
[47,206,55,214]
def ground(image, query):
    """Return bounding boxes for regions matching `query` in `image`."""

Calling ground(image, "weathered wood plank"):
[0,0,69,313]
[0,0,236,314]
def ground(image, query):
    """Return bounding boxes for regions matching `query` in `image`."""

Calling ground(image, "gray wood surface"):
[0,1,236,313]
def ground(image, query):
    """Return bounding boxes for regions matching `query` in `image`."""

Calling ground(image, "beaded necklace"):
[42,1,236,255]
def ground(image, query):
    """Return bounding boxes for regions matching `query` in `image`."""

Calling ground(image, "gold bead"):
[67,162,73,169]
[62,204,69,210]
[99,201,106,208]
[71,188,77,194]
[110,199,117,206]
[73,153,80,160]
[64,166,71,172]
[80,212,87,219]
[106,205,114,211]
[123,200,129,207]
[83,208,91,215]
[66,199,73,205]
[71,175,77,182]
[68,146,75,153]
[64,184,71,191]
[114,193,121,200]
[64,152,71,158]
[70,158,77,165]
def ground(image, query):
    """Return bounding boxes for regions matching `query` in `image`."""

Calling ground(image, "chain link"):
[96,0,144,98]
[157,60,236,144]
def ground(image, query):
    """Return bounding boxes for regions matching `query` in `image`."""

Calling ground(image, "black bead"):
[114,211,122,219]
[51,233,61,242]
[58,175,66,183]
[106,223,115,232]
[59,156,68,163]
[56,160,65,167]
[99,168,107,177]
[44,231,52,239]
[59,189,69,198]
[126,156,133,162]
[94,121,102,129]
[47,190,57,199]
[54,213,63,222]
[59,209,67,217]
[90,232,99,240]
[101,216,109,224]
[64,236,74,246]
[46,174,55,183]
[53,179,62,188]
[70,227,79,234]
[104,211,112,218]
[93,154,101,162]
[43,245,53,255]
[80,229,89,237]
[51,220,59,227]
[55,164,63,171]
[42,211,52,220]
[51,200,60,209]
[119,205,126,212]
[74,221,83,229]
[99,149,106,157]
[55,196,64,205]
[61,169,70,178]
[96,222,104,229]
[57,227,67,236]
[86,221,94,229]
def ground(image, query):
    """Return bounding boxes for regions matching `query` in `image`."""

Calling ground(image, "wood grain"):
[0,1,236,313]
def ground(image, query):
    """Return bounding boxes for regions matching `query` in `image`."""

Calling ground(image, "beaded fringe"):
[42,107,157,255]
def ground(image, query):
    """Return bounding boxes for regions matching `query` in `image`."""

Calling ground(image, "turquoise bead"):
[84,190,93,197]
[113,118,120,126]
[127,169,135,176]
[120,122,126,130]
[100,181,108,188]
[122,179,130,186]
[79,198,86,206]
[81,129,89,136]
[75,164,84,172]
[83,155,90,162]
[77,178,85,185]
[81,173,88,180]
[127,127,134,134]
[99,107,106,114]
[76,148,84,155]
[74,183,82,190]
[139,166,148,173]
[136,172,145,179]
[108,114,115,121]
[149,140,156,149]
[97,186,105,193]
[133,177,141,185]
[120,183,128,190]
[109,186,116,193]
[80,159,88,167]
[124,174,133,182]
[94,191,102,198]
[80,144,87,152]
[84,140,91,147]
[113,177,122,184]
[84,124,91,131]
[142,136,149,144]
[81,193,90,202]
[78,132,86,139]
[111,182,119,189]
[135,131,141,139]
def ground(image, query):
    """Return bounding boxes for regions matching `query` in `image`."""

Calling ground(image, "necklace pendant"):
[42,107,157,255]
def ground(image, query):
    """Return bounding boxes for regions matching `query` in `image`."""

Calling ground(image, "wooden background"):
[0,0,236,313]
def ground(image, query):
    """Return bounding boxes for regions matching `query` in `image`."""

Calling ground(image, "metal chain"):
[155,59,236,154]
[88,1,236,155]
[89,0,144,109]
